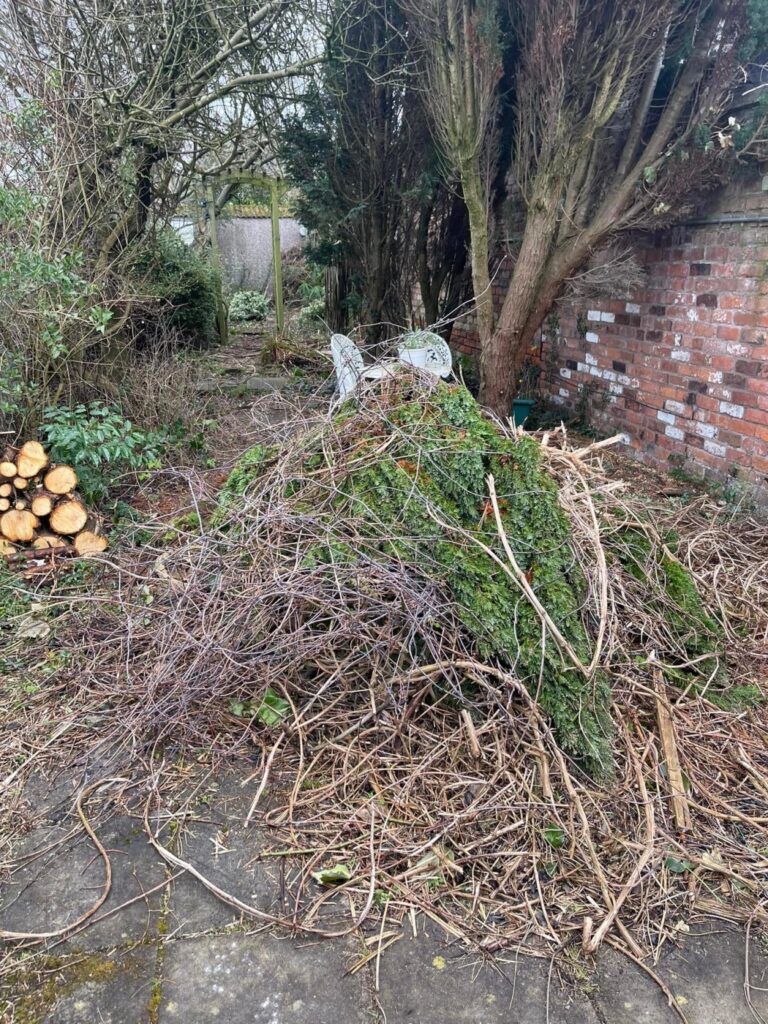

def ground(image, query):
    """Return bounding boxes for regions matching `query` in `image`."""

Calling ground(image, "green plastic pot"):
[512,398,535,426]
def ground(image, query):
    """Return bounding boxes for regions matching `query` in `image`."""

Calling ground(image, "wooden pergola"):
[201,171,287,345]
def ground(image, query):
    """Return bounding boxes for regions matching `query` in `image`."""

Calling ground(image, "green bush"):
[297,297,325,328]
[0,185,113,430]
[41,401,165,504]
[229,290,270,322]
[130,231,219,348]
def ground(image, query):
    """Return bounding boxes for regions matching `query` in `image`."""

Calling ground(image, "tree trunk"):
[462,164,494,354]
[479,203,558,414]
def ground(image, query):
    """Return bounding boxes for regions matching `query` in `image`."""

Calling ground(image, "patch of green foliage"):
[0,185,113,429]
[129,230,219,348]
[615,526,728,688]
[229,290,270,322]
[41,401,165,505]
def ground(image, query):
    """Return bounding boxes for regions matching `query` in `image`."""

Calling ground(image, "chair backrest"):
[397,331,453,379]
[330,333,365,397]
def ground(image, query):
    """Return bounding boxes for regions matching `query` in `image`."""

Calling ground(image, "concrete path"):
[2,769,767,1024]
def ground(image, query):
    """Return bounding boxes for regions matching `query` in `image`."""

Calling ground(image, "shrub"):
[130,231,219,348]
[297,297,325,328]
[0,185,113,431]
[229,290,270,322]
[41,401,165,504]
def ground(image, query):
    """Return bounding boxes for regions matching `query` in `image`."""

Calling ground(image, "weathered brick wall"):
[452,167,768,496]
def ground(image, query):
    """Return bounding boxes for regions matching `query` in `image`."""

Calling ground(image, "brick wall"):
[452,167,768,497]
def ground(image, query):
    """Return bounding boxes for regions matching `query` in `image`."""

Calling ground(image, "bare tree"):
[406,0,761,413]
[479,0,742,413]
[405,0,501,354]
[0,0,322,261]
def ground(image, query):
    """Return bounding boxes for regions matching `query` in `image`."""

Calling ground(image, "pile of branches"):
[5,372,768,967]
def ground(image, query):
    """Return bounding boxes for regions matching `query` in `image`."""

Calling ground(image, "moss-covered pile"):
[218,374,728,772]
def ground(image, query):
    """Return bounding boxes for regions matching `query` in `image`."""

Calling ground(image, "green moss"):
[616,525,727,687]
[213,443,278,524]
[224,379,612,770]
[8,952,121,1024]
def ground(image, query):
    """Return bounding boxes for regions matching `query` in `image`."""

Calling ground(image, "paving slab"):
[158,933,368,1023]
[593,925,768,1024]
[375,921,596,1024]
[0,810,166,951]
[6,945,156,1024]
[164,775,281,935]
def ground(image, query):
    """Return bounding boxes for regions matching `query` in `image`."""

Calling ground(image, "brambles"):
[215,374,729,771]
[2,370,766,959]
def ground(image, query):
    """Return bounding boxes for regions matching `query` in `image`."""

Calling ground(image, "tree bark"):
[479,201,559,414]
[462,163,494,354]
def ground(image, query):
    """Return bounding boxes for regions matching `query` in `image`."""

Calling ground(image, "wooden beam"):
[205,183,229,346]
[270,179,285,336]
[653,664,691,832]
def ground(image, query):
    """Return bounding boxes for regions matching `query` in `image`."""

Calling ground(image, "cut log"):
[49,499,87,536]
[0,498,9,512]
[44,465,78,495]
[32,533,67,550]
[73,530,108,556]
[16,440,49,478]
[14,499,27,511]
[0,509,40,543]
[0,539,17,557]
[0,483,11,498]
[30,492,54,518]
[0,461,16,479]
[13,477,28,490]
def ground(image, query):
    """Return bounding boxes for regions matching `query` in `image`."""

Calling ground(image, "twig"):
[0,778,128,942]
[244,732,284,826]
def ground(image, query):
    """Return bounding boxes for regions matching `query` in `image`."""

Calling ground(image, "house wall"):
[451,167,768,497]
[218,217,305,292]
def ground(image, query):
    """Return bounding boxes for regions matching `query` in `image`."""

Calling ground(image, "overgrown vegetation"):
[213,375,731,771]
[129,231,219,349]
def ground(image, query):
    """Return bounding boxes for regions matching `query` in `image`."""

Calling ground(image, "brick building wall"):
[451,167,768,498]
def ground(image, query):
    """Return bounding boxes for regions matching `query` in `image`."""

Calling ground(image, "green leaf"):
[643,165,657,185]
[228,699,253,718]
[256,687,290,727]
[543,825,566,850]
[665,856,693,874]
[311,864,352,886]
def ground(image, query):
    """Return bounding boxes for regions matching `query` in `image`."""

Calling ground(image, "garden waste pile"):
[19,371,768,959]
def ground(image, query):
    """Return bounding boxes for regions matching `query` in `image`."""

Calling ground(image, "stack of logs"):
[0,441,108,558]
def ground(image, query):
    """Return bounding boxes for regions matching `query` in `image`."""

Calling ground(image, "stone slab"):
[0,810,167,951]
[164,775,281,935]
[158,933,368,1023]
[593,925,768,1024]
[375,921,597,1024]
[5,946,156,1024]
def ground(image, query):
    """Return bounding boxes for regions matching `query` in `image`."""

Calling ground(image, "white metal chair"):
[330,333,366,397]
[397,331,453,379]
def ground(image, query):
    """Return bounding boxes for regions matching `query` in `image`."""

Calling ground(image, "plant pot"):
[511,398,535,426]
